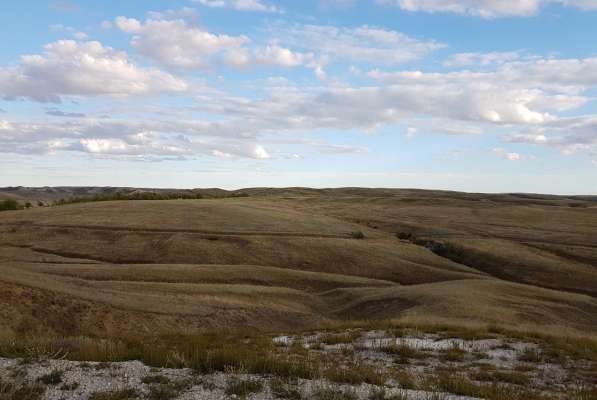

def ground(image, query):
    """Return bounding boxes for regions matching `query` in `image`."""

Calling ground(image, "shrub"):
[395,232,412,240]
[0,199,21,211]
[350,231,365,239]
[37,369,63,385]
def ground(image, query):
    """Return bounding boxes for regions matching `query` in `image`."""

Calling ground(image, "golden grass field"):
[0,188,596,338]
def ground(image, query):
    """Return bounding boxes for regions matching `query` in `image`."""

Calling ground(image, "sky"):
[1,0,597,194]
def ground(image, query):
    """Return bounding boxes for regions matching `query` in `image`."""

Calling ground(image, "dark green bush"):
[350,231,365,239]
[0,199,21,211]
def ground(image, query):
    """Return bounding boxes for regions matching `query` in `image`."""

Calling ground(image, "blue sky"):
[1,0,597,193]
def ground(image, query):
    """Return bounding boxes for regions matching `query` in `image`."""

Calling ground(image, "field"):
[0,187,596,399]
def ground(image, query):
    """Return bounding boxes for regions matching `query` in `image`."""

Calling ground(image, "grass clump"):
[225,378,264,398]
[439,344,467,362]
[312,386,358,400]
[320,332,360,345]
[37,369,63,385]
[383,344,426,362]
[470,370,529,385]
[323,362,385,386]
[88,388,139,400]
[270,378,302,400]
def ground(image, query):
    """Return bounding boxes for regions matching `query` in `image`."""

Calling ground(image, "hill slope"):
[0,188,595,336]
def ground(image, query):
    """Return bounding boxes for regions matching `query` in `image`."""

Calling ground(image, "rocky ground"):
[0,330,594,400]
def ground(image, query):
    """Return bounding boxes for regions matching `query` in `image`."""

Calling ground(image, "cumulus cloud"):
[377,0,597,18]
[0,40,187,103]
[115,16,250,69]
[507,116,597,159]
[367,56,597,125]
[194,0,281,13]
[114,15,316,71]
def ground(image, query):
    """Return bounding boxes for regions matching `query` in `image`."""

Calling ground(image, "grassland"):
[0,188,596,338]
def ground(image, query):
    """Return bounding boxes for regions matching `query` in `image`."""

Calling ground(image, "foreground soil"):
[1,328,594,400]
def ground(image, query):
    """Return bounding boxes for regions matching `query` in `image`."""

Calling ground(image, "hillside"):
[0,188,596,337]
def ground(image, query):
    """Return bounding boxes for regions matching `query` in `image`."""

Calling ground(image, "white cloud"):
[114,15,320,71]
[49,24,89,40]
[254,45,313,67]
[115,16,250,69]
[193,0,280,13]
[492,147,523,161]
[268,24,444,65]
[366,56,597,125]
[0,40,187,102]
[252,144,271,159]
[443,51,520,67]
[377,0,597,18]
[508,116,597,158]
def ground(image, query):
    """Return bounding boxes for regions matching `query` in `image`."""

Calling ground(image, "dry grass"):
[88,388,139,400]
[0,376,45,400]
[224,378,264,398]
[0,189,596,351]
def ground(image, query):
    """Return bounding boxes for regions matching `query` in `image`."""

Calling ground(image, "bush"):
[37,370,63,385]
[395,232,412,240]
[0,199,21,211]
[350,231,365,239]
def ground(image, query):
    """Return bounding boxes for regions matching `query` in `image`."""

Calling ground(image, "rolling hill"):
[0,187,596,337]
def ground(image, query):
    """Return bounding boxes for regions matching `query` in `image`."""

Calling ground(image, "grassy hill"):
[0,188,596,338]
